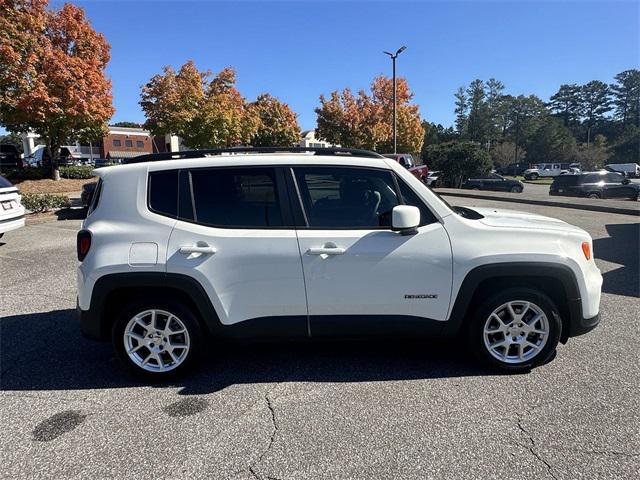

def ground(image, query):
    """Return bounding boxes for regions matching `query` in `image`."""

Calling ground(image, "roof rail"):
[122,146,385,164]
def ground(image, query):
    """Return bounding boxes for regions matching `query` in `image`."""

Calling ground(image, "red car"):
[382,154,429,183]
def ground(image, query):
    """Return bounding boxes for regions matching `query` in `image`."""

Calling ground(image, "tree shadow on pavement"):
[0,309,495,395]
[593,223,640,298]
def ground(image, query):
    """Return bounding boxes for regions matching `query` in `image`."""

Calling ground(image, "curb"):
[439,190,639,217]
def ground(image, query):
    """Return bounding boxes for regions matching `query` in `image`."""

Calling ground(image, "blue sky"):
[32,1,640,131]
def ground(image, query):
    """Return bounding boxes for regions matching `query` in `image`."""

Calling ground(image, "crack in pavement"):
[517,418,559,480]
[248,391,279,480]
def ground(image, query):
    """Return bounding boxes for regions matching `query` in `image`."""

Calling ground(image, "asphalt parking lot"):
[1,199,639,479]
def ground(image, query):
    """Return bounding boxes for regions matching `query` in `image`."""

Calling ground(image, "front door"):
[291,166,453,337]
[166,166,308,338]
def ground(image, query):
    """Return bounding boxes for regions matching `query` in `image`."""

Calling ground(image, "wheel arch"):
[443,262,582,343]
[80,272,222,341]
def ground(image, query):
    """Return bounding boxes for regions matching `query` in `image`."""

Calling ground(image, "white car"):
[76,147,603,379]
[0,175,25,239]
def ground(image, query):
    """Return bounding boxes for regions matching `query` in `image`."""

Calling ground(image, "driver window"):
[293,167,399,228]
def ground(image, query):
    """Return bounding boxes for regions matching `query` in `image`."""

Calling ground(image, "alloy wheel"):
[123,309,191,373]
[482,300,549,364]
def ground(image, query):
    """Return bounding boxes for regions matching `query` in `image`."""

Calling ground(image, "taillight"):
[581,241,591,261]
[77,230,92,261]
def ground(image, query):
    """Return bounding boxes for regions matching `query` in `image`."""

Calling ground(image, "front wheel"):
[510,186,523,193]
[113,300,203,380]
[468,288,561,372]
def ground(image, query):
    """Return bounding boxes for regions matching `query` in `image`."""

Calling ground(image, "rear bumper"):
[0,214,25,233]
[569,312,600,337]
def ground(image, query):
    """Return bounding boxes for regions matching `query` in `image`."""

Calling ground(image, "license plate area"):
[1,200,16,211]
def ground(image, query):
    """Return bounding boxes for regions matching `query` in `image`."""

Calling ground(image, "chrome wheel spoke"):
[126,331,144,342]
[134,316,149,330]
[127,344,144,354]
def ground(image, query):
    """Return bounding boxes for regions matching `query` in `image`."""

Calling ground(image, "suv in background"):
[550,171,640,200]
[495,163,529,176]
[0,144,23,170]
[77,147,602,379]
[462,173,524,193]
[382,154,429,183]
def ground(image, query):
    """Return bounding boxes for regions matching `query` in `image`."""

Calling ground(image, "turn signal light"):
[77,230,92,261]
[581,241,591,260]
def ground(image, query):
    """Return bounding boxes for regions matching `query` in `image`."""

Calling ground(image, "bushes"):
[3,167,49,180]
[59,165,95,179]
[3,165,95,180]
[21,193,70,213]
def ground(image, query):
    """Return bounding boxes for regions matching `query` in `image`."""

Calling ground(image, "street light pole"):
[384,46,406,154]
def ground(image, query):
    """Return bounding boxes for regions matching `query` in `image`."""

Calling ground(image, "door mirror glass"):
[392,205,420,234]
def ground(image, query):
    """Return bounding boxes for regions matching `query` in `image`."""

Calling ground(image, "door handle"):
[307,246,346,255]
[179,245,216,255]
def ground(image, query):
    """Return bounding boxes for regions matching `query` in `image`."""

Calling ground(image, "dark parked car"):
[0,144,23,170]
[550,171,639,200]
[495,162,529,176]
[462,173,524,193]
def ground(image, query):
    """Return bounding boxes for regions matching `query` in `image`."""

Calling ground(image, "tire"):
[0,233,4,239]
[529,173,539,180]
[467,288,562,373]
[510,186,523,193]
[587,192,601,199]
[112,299,203,380]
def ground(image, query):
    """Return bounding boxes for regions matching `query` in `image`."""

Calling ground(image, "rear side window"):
[552,176,579,186]
[0,175,13,188]
[148,170,178,218]
[88,179,102,215]
[583,174,604,183]
[189,167,283,228]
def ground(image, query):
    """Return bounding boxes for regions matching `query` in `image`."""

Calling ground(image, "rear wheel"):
[529,173,539,180]
[587,192,601,199]
[113,300,202,380]
[510,185,523,193]
[468,288,561,372]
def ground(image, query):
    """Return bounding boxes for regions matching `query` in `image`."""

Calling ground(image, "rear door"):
[291,165,452,337]
[165,166,308,337]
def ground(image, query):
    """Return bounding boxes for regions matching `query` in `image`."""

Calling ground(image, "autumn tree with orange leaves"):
[249,94,300,147]
[141,61,260,149]
[0,0,114,179]
[316,76,424,154]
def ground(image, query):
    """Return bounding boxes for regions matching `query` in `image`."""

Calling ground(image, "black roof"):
[123,146,384,164]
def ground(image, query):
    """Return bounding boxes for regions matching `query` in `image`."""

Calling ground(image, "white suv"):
[0,175,25,239]
[76,148,602,378]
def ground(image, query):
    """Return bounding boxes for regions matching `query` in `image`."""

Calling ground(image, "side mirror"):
[623,178,630,184]
[392,205,420,235]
